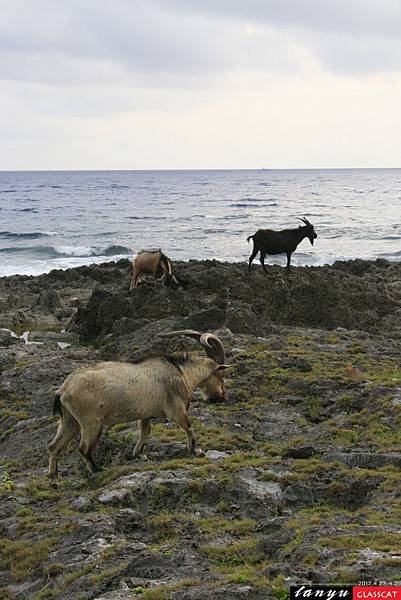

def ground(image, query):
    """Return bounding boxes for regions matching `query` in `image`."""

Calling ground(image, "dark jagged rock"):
[257,529,294,557]
[284,445,316,459]
[0,330,20,347]
[70,288,133,339]
[326,476,383,510]
[60,258,401,342]
[324,451,401,469]
[35,289,61,311]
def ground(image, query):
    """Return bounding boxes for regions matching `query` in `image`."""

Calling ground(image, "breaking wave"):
[0,231,55,240]
[0,244,132,258]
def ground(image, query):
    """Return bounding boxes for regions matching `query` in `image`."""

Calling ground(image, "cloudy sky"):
[1,0,401,170]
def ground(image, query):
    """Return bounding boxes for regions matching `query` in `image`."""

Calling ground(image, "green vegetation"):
[0,471,14,495]
[321,530,401,553]
[2,322,401,597]
[12,323,63,336]
[137,579,200,599]
[200,538,262,569]
[0,536,59,582]
[14,359,37,371]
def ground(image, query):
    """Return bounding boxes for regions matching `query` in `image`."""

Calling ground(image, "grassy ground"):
[1,324,401,598]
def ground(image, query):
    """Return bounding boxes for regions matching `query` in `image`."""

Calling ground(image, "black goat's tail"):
[53,393,63,417]
[246,235,254,243]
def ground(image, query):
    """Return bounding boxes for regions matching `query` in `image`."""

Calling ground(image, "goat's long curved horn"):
[298,217,311,226]
[158,330,225,364]
[199,333,225,364]
[158,329,203,341]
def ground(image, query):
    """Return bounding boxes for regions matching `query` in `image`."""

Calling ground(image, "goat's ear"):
[214,364,232,371]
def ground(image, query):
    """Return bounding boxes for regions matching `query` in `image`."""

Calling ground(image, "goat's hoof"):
[50,480,59,489]
[133,453,148,461]
[85,470,100,479]
[194,448,205,458]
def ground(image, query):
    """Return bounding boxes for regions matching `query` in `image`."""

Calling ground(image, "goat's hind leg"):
[48,410,79,485]
[130,268,136,292]
[248,247,258,271]
[260,253,268,273]
[78,420,103,475]
[133,418,151,458]
[130,268,141,291]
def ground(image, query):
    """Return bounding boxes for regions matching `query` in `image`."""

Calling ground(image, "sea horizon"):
[2,166,401,173]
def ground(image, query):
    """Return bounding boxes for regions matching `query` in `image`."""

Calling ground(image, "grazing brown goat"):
[130,249,179,290]
[48,330,229,484]
[247,217,317,274]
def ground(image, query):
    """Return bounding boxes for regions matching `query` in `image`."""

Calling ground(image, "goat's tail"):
[53,392,63,418]
[246,235,254,243]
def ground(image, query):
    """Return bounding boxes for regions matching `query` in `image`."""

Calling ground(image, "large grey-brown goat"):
[130,249,179,290]
[48,330,228,483]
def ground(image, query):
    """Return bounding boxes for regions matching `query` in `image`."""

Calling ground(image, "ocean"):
[0,169,400,277]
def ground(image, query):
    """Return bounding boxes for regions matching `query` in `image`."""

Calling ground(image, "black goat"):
[247,217,317,274]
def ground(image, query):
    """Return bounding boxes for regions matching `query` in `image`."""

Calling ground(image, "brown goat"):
[130,249,179,290]
[48,330,228,484]
[247,217,317,274]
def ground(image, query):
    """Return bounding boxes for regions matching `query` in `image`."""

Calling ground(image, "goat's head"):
[299,217,317,246]
[163,272,189,290]
[158,329,228,402]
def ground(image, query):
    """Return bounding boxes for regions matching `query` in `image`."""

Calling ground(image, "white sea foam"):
[54,245,94,257]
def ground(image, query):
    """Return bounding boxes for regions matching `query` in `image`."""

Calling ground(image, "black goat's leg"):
[286,252,291,274]
[260,253,268,273]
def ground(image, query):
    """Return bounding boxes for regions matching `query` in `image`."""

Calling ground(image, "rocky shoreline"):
[1,258,401,599]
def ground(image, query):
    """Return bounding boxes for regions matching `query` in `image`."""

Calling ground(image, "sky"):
[1,0,401,170]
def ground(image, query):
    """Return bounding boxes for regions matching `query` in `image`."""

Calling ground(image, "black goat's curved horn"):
[298,217,311,226]
[158,330,225,364]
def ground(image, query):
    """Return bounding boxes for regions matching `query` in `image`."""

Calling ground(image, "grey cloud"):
[0,0,232,83]
[153,1,401,39]
[152,0,401,75]
[0,0,400,92]
[311,32,401,76]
